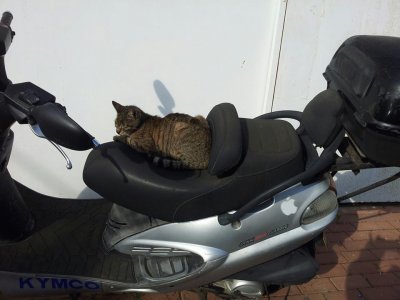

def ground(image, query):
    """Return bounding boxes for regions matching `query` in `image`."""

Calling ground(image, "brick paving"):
[6,205,400,300]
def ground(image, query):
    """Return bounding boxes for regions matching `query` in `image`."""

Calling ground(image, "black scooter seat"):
[83,115,304,222]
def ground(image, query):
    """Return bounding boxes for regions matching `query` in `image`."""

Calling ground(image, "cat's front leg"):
[113,135,128,143]
[127,132,156,153]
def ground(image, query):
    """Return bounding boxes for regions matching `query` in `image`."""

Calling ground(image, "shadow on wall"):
[153,80,175,116]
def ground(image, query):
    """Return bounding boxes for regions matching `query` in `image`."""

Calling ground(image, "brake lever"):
[30,124,72,169]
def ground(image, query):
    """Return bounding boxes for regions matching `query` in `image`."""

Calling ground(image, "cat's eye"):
[128,110,139,119]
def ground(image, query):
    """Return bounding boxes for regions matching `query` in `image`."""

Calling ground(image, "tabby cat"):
[112,101,211,170]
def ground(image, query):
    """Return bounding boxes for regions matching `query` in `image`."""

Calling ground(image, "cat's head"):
[112,101,145,135]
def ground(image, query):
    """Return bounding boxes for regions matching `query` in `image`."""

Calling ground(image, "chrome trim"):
[219,279,265,297]
[124,240,228,263]
[30,124,46,138]
[49,141,72,169]
[115,240,228,287]
[30,124,72,169]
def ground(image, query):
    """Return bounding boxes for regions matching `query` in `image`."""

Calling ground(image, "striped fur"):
[112,101,211,170]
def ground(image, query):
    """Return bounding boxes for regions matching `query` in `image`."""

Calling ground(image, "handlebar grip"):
[1,11,13,27]
[31,103,95,151]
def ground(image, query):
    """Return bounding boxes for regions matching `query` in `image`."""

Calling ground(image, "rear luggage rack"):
[331,137,379,173]
[325,35,400,167]
[331,136,400,202]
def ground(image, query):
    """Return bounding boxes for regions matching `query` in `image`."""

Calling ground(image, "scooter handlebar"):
[30,103,95,151]
[3,82,96,151]
[1,11,13,27]
[0,11,14,57]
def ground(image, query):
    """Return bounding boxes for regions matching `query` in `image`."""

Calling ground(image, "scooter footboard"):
[230,240,318,285]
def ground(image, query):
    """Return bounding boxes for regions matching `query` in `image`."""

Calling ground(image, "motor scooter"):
[0,11,399,299]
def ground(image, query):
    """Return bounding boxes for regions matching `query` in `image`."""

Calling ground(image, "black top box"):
[324,35,400,166]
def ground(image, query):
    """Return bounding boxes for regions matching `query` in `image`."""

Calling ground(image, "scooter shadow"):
[315,172,400,298]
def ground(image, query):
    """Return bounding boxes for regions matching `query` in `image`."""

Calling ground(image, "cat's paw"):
[113,135,127,143]
[152,155,184,169]
[171,159,183,169]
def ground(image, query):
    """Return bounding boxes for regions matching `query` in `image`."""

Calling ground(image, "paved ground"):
[6,205,400,300]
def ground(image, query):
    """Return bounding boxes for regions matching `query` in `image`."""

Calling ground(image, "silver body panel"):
[111,176,336,292]
[0,210,336,296]
[113,177,330,254]
[0,177,337,296]
[124,207,337,292]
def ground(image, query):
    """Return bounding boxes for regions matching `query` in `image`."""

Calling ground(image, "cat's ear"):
[112,101,123,113]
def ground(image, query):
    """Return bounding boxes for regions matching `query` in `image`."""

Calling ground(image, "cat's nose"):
[116,128,121,134]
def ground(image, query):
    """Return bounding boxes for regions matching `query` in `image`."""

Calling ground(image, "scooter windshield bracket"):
[30,124,72,169]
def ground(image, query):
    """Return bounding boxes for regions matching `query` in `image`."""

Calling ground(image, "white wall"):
[0,0,286,198]
[274,0,400,202]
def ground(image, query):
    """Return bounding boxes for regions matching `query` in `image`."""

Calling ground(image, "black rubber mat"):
[0,183,136,283]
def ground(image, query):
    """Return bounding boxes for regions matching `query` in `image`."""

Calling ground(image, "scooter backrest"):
[301,89,344,147]
[207,103,242,176]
